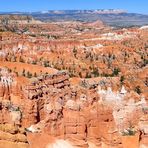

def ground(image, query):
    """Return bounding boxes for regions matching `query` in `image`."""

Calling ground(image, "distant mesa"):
[39,9,127,14]
[139,25,148,30]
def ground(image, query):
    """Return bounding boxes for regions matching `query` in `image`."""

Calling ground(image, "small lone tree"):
[134,86,142,94]
[22,69,26,77]
[112,67,120,76]
[27,71,32,78]
[120,75,125,85]
[73,47,77,57]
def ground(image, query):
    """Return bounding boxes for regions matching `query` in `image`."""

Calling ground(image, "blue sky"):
[0,0,148,14]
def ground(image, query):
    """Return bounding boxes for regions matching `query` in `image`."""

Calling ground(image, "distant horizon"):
[0,0,148,15]
[0,9,148,15]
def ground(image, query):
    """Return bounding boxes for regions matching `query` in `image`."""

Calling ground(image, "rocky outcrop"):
[139,114,148,147]
[0,67,147,147]
[21,71,70,126]
[0,124,29,148]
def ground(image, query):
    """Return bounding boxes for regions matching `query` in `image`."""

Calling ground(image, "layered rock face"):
[0,69,120,147]
[0,68,29,147]
[0,124,29,148]
[0,68,147,148]
[19,71,122,147]
[21,71,70,126]
[139,113,148,147]
[0,66,147,147]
